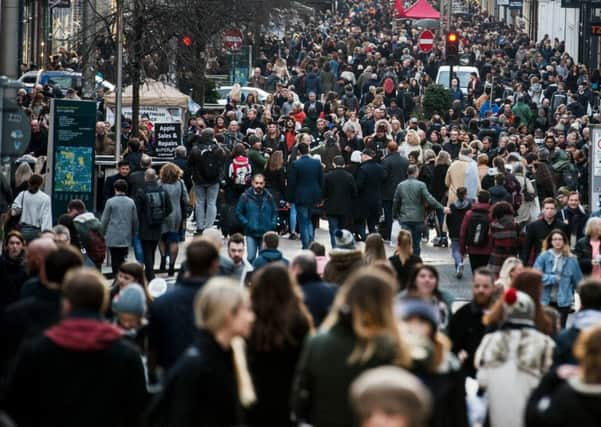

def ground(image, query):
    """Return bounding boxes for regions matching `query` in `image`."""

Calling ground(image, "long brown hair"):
[483,268,552,334]
[574,324,601,384]
[266,150,284,171]
[249,263,313,351]
[118,261,153,303]
[364,233,386,265]
[322,267,410,366]
[395,229,413,263]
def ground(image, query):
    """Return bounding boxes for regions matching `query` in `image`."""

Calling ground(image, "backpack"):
[145,190,166,227]
[466,210,489,247]
[561,168,578,191]
[191,143,221,182]
[231,156,251,186]
[73,212,106,267]
[383,76,395,96]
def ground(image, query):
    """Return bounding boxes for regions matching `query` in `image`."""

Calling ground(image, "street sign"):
[418,30,435,53]
[223,29,243,51]
[46,99,97,220]
[1,98,30,157]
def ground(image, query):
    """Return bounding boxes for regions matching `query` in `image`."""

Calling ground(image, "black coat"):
[145,329,242,427]
[522,217,570,264]
[103,172,130,206]
[3,315,147,427]
[134,181,173,241]
[355,159,385,217]
[417,369,470,427]
[573,237,593,276]
[0,253,27,310]
[388,254,422,291]
[431,164,449,202]
[381,152,409,201]
[448,301,487,378]
[323,168,357,217]
[297,272,336,327]
[246,314,311,427]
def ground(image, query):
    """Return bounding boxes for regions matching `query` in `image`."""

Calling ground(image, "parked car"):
[18,70,115,96]
[435,65,480,95]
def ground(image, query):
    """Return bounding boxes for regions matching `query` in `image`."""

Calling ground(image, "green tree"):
[422,84,452,118]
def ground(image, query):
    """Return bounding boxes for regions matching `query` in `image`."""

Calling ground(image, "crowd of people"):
[2,0,601,426]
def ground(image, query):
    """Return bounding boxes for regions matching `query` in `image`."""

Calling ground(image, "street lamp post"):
[115,0,123,161]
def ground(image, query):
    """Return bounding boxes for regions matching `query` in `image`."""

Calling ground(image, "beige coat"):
[445,156,481,205]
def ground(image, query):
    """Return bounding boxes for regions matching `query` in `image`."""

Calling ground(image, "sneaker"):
[289,232,298,240]
[456,263,464,279]
[194,229,204,237]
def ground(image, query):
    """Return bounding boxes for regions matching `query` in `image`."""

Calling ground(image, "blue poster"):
[54,146,93,192]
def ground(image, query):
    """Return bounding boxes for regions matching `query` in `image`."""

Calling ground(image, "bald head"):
[144,168,157,182]
[27,237,58,275]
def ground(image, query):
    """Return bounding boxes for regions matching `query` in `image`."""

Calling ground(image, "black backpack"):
[466,210,489,247]
[199,146,221,181]
[145,190,166,227]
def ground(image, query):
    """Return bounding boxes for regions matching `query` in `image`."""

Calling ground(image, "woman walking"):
[388,229,422,291]
[10,174,51,243]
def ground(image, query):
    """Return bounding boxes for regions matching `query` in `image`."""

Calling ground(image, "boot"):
[439,235,449,248]
[168,264,175,277]
[159,256,167,273]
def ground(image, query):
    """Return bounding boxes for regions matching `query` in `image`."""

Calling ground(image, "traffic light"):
[446,32,459,65]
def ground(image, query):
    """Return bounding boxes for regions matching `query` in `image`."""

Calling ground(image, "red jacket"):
[459,202,493,256]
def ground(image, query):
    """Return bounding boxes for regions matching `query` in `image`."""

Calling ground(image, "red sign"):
[418,30,435,53]
[223,29,243,51]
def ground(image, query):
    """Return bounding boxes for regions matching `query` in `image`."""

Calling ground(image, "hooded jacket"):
[3,314,147,427]
[236,187,278,238]
[252,248,289,270]
[323,249,364,285]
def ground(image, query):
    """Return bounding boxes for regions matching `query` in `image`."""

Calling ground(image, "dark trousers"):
[549,302,571,329]
[383,200,393,241]
[468,254,490,273]
[109,247,129,276]
[142,240,159,280]
[358,208,381,241]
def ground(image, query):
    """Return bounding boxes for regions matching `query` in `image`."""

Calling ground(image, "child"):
[112,283,148,349]
[447,187,472,278]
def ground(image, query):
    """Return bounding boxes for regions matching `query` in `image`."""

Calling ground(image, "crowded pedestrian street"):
[1,0,601,426]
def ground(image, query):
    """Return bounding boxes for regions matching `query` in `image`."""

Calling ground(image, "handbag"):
[179,180,193,218]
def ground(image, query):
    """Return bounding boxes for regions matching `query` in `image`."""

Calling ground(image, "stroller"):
[277,201,290,235]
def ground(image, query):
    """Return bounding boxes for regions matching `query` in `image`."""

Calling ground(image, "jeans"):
[132,236,144,263]
[400,221,424,257]
[436,209,447,237]
[194,183,220,231]
[451,238,462,269]
[142,239,159,281]
[327,215,344,248]
[246,235,262,263]
[383,200,393,241]
[297,205,314,249]
[109,247,129,276]
[289,203,297,234]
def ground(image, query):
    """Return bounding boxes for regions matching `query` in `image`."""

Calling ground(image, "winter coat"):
[236,188,278,238]
[431,164,449,202]
[246,314,310,427]
[356,159,385,217]
[3,315,147,427]
[188,142,226,186]
[475,325,555,427]
[445,156,481,205]
[526,370,601,427]
[381,152,409,201]
[304,72,320,95]
[322,168,357,217]
[560,206,588,243]
[552,309,601,366]
[488,184,512,205]
[487,214,520,275]
[447,199,471,239]
[297,272,336,327]
[323,249,365,285]
[134,181,173,241]
[145,329,242,427]
[573,237,594,275]
[291,319,398,427]
[522,217,570,264]
[533,250,582,308]
[161,180,189,233]
[392,177,444,223]
[252,248,289,270]
[287,155,323,206]
[388,254,422,291]
[263,167,286,203]
[0,252,27,310]
[448,301,488,378]
[148,277,207,370]
[459,202,493,256]
[101,194,138,247]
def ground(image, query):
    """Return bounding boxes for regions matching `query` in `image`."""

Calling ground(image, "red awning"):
[395,0,404,18]
[402,0,440,20]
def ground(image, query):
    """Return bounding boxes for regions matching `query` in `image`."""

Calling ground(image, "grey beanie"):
[335,229,356,250]
[112,284,147,317]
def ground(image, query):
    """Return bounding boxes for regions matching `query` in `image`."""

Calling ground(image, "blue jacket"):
[252,248,289,270]
[287,155,324,206]
[236,187,277,238]
[534,249,583,307]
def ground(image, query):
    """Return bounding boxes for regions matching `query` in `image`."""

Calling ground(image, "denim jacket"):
[534,249,583,307]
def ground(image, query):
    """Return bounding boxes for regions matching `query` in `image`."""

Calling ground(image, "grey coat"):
[101,194,139,247]
[160,180,189,233]
[392,177,444,223]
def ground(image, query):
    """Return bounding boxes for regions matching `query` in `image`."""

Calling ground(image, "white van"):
[435,65,479,95]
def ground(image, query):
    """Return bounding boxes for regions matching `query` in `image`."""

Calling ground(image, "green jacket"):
[392,177,444,222]
[291,320,398,427]
[248,148,267,173]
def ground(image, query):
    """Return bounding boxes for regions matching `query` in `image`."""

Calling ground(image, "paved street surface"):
[104,220,472,301]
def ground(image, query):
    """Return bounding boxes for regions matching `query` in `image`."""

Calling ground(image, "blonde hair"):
[194,278,256,407]
[495,257,523,290]
[574,324,601,384]
[585,217,601,237]
[405,129,420,146]
[15,162,33,189]
[321,268,410,367]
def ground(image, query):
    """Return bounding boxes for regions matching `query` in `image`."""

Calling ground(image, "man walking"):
[355,148,385,241]
[392,165,449,256]
[322,155,357,248]
[521,197,569,264]
[381,141,408,241]
[236,174,278,263]
[188,129,225,234]
[288,143,323,249]
[135,169,172,280]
